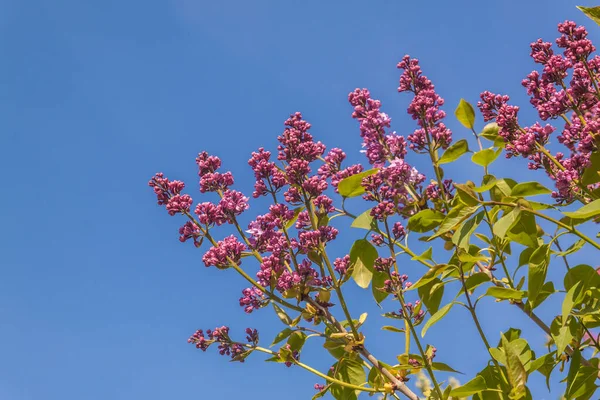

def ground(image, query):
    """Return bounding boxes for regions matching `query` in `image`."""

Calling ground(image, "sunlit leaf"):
[338,169,379,198]
[455,99,476,129]
[439,138,470,164]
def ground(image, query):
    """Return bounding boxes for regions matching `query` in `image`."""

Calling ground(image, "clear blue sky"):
[0,1,597,399]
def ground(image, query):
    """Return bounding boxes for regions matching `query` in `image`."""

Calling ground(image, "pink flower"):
[202,235,246,269]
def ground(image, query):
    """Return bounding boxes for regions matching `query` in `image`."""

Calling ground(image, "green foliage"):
[349,239,377,288]
[338,169,379,198]
[455,99,476,129]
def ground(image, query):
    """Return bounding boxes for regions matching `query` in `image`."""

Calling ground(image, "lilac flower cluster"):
[478,21,600,202]
[348,88,407,166]
[188,326,257,362]
[397,55,452,152]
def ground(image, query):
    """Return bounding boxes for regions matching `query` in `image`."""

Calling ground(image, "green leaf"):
[372,269,389,304]
[367,365,385,391]
[455,98,476,129]
[551,316,578,355]
[285,206,305,230]
[431,361,462,373]
[418,277,444,314]
[511,182,552,197]
[449,375,488,397]
[565,348,599,399]
[439,139,470,164]
[421,302,453,337]
[464,272,491,292]
[454,183,481,206]
[407,209,445,233]
[329,358,365,400]
[563,199,600,220]
[272,303,293,325]
[350,209,377,231]
[508,210,540,248]
[287,331,307,352]
[554,239,585,257]
[429,205,480,240]
[472,148,502,167]
[349,239,377,289]
[564,264,600,292]
[411,247,434,263]
[270,328,293,347]
[529,352,556,390]
[452,211,484,250]
[502,334,528,399]
[485,287,526,301]
[562,282,582,325]
[408,264,450,290]
[493,208,520,239]
[578,6,600,26]
[381,325,404,333]
[528,244,550,306]
[337,169,379,198]
[581,151,600,185]
[480,122,500,141]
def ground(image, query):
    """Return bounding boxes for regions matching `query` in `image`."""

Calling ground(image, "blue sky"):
[0,1,597,399]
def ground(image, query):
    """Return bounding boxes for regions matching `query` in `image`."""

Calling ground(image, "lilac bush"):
[149,10,600,400]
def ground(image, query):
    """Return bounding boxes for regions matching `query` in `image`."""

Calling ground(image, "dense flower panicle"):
[362,159,425,218]
[196,151,222,176]
[246,214,287,254]
[283,186,303,204]
[165,194,193,216]
[313,195,335,216]
[530,39,554,64]
[148,173,186,206]
[275,259,329,293]
[302,175,328,198]
[202,235,246,269]
[179,221,202,247]
[556,21,595,62]
[239,287,265,314]
[277,112,325,163]
[195,202,226,226]
[318,148,346,177]
[397,55,452,151]
[392,222,406,240]
[245,328,259,345]
[188,329,209,351]
[478,91,511,122]
[188,325,254,362]
[550,152,591,202]
[558,114,599,153]
[370,201,396,221]
[506,122,554,158]
[200,326,246,361]
[381,272,410,294]
[425,179,454,202]
[374,257,394,272]
[371,233,385,246]
[297,227,339,253]
[348,88,401,165]
[248,148,288,198]
[218,190,249,221]
[333,255,350,275]
[256,254,287,287]
[200,171,234,193]
[295,211,311,230]
[522,70,568,120]
[484,21,600,202]
[268,204,295,224]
